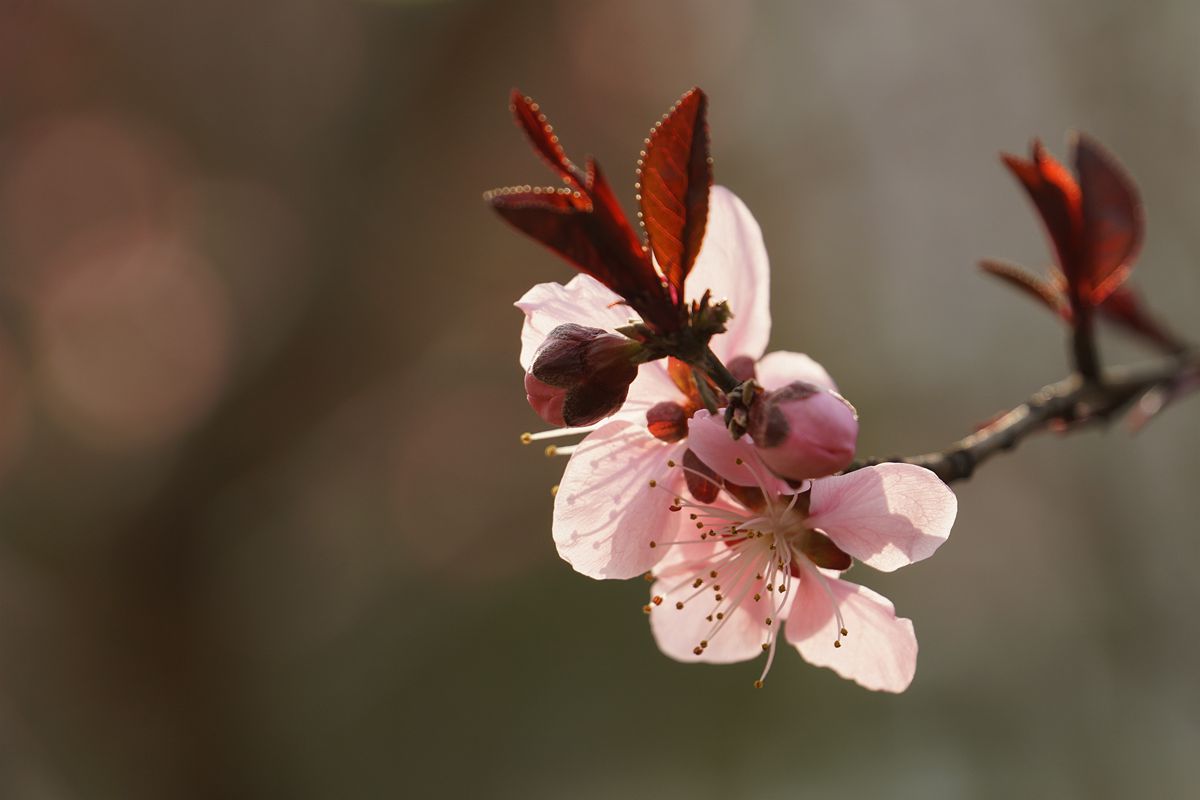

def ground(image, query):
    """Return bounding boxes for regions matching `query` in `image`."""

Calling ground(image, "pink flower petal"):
[515,275,638,370]
[649,547,771,664]
[687,186,771,363]
[785,568,917,693]
[622,360,685,416]
[806,463,956,572]
[553,421,686,579]
[685,410,791,495]
[755,351,837,392]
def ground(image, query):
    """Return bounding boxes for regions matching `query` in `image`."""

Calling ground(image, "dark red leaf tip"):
[636,87,712,302]
[1071,131,1143,303]
[509,89,584,187]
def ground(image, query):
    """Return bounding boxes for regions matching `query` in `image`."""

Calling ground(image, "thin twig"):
[848,351,1200,484]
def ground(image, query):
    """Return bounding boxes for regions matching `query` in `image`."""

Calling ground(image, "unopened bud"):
[526,323,641,427]
[524,372,568,427]
[646,401,688,442]
[748,381,858,480]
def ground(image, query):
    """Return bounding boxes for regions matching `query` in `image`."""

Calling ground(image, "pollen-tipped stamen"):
[519,423,603,445]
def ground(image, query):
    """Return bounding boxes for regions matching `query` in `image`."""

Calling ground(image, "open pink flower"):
[642,411,956,691]
[520,187,841,580]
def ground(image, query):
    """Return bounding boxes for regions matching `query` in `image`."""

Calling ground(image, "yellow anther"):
[642,605,652,614]
[840,627,849,636]
[652,596,663,606]
[753,679,764,689]
[544,445,557,457]
[762,643,770,651]
[675,601,684,610]
[550,484,559,497]
[648,479,657,488]
[520,432,533,444]
[833,640,842,648]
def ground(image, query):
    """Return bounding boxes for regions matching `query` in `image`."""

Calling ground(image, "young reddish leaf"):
[1073,133,1143,304]
[638,88,712,302]
[487,178,678,332]
[585,160,680,331]
[510,90,585,187]
[487,186,620,285]
[1098,286,1187,354]
[1002,141,1083,289]
[979,259,1067,318]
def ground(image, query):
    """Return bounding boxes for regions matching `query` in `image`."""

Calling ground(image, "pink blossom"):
[518,187,838,579]
[643,411,956,691]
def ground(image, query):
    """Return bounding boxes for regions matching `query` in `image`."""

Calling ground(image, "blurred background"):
[0,0,1198,797]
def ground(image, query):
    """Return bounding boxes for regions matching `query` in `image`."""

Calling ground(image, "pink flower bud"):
[524,372,567,427]
[526,323,640,427]
[748,381,858,480]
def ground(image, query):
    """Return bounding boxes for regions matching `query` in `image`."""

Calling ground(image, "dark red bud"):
[646,401,689,442]
[526,323,640,427]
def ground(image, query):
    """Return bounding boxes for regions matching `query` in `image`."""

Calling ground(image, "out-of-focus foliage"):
[0,1,1197,797]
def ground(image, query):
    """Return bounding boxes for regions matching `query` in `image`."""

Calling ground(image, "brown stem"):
[699,346,740,394]
[849,351,1199,484]
[1072,304,1101,381]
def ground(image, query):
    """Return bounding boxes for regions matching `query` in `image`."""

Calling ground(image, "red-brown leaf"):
[1073,133,1143,304]
[584,161,680,331]
[487,187,615,284]
[509,90,585,187]
[487,180,678,331]
[638,88,711,302]
[1098,286,1186,354]
[979,258,1067,319]
[1002,141,1083,288]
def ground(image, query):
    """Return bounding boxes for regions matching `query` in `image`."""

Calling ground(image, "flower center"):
[643,456,851,688]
